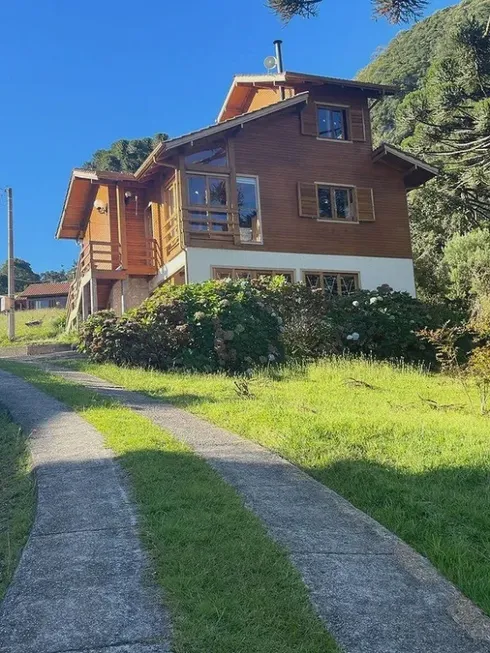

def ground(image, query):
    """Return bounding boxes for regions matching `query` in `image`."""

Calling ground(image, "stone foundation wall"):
[108,278,150,316]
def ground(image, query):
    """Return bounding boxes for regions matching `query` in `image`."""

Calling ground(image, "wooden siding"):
[205,100,412,259]
[244,87,293,114]
[83,185,110,245]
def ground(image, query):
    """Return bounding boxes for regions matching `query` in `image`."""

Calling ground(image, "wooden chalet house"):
[58,51,436,329]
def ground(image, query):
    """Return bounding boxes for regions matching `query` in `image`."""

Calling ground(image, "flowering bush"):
[79,279,462,371]
[80,280,283,372]
[326,286,461,364]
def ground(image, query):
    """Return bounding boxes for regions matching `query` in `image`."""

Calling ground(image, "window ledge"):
[239,240,264,246]
[317,219,359,225]
[316,138,354,144]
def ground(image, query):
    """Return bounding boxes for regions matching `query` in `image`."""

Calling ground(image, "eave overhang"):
[372,143,438,190]
[56,169,141,240]
[217,71,398,123]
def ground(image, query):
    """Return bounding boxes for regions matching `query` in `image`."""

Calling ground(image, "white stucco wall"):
[149,251,187,292]
[186,248,416,295]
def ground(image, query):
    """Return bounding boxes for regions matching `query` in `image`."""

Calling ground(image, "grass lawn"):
[0,360,337,653]
[0,406,34,600]
[0,308,71,348]
[57,357,490,617]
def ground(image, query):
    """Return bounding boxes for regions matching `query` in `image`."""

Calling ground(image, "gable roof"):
[57,94,309,239]
[135,92,309,179]
[20,282,71,298]
[372,143,438,189]
[218,71,398,122]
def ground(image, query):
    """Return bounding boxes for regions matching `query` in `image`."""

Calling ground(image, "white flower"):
[369,297,378,305]
[268,353,276,362]
[346,334,353,341]
[351,332,360,341]
[352,300,360,307]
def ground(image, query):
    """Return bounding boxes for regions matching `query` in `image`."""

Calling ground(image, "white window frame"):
[236,174,263,245]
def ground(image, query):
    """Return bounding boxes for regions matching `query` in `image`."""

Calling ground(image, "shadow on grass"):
[305,458,490,617]
[0,361,338,653]
[3,359,490,643]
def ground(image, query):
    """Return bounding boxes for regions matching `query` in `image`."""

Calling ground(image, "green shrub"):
[326,285,462,364]
[80,280,284,372]
[79,279,463,372]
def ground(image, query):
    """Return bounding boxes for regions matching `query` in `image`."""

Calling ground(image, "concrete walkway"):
[38,365,490,653]
[0,370,171,653]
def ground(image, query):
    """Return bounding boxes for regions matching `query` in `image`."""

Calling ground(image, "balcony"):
[66,239,161,328]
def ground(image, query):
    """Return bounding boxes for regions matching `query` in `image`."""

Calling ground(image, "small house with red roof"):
[19,282,70,310]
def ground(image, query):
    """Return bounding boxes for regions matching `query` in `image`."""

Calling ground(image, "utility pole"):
[7,188,15,341]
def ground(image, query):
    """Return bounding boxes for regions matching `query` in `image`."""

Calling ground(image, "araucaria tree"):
[83,133,168,173]
[268,0,429,23]
[395,18,490,299]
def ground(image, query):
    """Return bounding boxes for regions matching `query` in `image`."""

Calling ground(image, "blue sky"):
[0,0,454,273]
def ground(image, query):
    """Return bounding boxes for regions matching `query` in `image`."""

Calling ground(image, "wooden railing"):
[162,209,182,260]
[182,209,239,244]
[128,239,162,270]
[80,241,122,274]
[67,239,160,326]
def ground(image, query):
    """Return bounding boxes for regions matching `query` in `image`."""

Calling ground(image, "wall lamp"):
[93,199,108,214]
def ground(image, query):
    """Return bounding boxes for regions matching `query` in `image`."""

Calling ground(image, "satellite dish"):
[264,55,277,72]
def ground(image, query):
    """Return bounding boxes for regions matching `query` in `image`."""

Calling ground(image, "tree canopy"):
[269,0,429,23]
[0,259,73,295]
[357,0,490,301]
[0,259,40,295]
[83,133,168,173]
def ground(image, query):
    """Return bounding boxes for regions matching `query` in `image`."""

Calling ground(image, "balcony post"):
[81,283,89,321]
[90,277,98,314]
[116,184,128,270]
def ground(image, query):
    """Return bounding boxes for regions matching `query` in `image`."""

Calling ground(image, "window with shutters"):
[298,183,375,222]
[317,106,348,140]
[317,185,356,221]
[303,271,359,297]
[301,102,366,141]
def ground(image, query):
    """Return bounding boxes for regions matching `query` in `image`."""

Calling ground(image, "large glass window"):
[317,186,355,221]
[317,106,348,140]
[304,271,359,297]
[184,145,228,167]
[187,174,229,233]
[237,176,262,243]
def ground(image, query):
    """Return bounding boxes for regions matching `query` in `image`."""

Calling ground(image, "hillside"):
[357,0,490,144]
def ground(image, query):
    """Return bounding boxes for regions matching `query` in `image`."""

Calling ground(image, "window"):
[237,176,262,243]
[304,271,359,297]
[187,174,229,233]
[184,145,228,167]
[213,268,294,282]
[317,106,348,140]
[317,186,356,221]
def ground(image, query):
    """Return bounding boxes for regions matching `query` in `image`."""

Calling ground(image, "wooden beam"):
[116,184,129,269]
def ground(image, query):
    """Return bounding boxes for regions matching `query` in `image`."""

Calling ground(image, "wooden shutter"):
[356,188,375,222]
[298,183,319,218]
[350,109,366,142]
[300,103,318,137]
